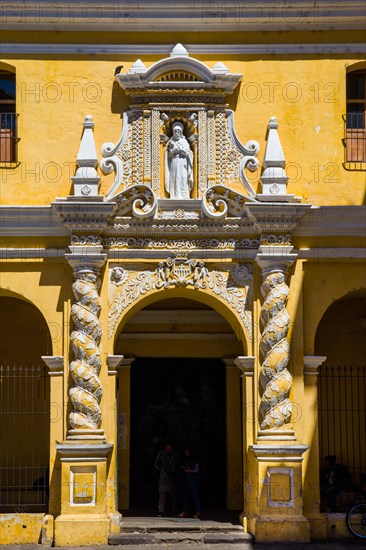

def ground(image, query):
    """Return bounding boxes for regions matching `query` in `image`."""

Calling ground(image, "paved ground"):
[3,542,366,550]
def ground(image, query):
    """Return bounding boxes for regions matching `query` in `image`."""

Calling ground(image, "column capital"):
[234,356,255,377]
[116,357,136,369]
[222,357,236,368]
[65,246,107,273]
[255,245,298,278]
[303,356,327,376]
[42,355,64,376]
[107,355,124,374]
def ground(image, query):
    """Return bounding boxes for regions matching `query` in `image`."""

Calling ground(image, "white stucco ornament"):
[256,117,297,203]
[71,115,100,197]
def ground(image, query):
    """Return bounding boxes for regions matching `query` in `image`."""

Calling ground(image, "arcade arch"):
[0,295,52,512]
[315,290,366,510]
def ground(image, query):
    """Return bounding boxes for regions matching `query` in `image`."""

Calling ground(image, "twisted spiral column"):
[258,269,292,430]
[69,267,103,432]
[66,250,106,440]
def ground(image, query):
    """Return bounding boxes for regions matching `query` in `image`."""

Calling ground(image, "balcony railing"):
[0,112,18,165]
[343,112,366,164]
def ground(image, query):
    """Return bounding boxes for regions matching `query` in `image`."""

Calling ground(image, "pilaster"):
[42,356,64,518]
[303,356,327,540]
[223,358,243,509]
[234,356,254,528]
[245,210,311,542]
[115,357,135,510]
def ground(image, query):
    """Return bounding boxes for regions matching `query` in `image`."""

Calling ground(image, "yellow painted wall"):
[1,30,365,207]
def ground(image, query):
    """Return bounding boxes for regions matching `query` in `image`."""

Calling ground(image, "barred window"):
[345,69,366,164]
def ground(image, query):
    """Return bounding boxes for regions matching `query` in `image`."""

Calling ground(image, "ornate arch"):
[108,260,252,353]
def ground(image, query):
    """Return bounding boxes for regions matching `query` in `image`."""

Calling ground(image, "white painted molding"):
[250,444,309,461]
[0,247,365,261]
[0,205,365,238]
[303,356,327,376]
[56,443,114,458]
[107,355,124,375]
[1,1,365,32]
[116,357,135,369]
[234,356,255,377]
[121,333,237,340]
[266,467,294,508]
[42,355,64,376]
[1,43,365,56]
[116,43,242,94]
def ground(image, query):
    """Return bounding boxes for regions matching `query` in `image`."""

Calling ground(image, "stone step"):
[109,517,253,545]
[109,532,252,545]
[121,519,245,533]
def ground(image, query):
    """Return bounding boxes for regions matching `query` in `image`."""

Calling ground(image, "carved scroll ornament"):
[108,258,252,339]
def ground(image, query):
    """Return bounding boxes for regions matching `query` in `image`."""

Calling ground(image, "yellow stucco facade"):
[1,3,365,545]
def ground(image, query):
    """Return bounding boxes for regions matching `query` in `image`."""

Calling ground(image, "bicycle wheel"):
[346,503,366,539]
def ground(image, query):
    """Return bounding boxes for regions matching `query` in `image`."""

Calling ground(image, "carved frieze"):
[103,237,260,250]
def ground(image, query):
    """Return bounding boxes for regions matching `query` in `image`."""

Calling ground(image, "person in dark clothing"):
[154,442,180,516]
[320,454,351,511]
[178,447,201,518]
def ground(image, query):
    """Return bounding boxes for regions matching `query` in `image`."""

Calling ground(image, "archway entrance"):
[130,357,225,512]
[315,290,366,511]
[0,295,51,512]
[115,297,245,517]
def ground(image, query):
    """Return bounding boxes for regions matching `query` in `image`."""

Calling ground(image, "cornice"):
[0,206,69,236]
[293,205,366,237]
[1,43,366,56]
[0,205,365,238]
[1,1,365,32]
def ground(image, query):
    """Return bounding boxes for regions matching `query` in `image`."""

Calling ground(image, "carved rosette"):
[259,268,293,430]
[69,266,103,432]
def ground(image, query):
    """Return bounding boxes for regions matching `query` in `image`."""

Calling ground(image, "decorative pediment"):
[116,43,242,94]
[98,44,266,213]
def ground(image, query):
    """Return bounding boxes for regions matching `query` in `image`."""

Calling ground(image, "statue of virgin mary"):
[165,122,193,199]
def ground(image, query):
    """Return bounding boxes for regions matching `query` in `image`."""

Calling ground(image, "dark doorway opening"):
[129,358,226,513]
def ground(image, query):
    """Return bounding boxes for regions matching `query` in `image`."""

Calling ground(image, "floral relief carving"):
[108,259,252,339]
[103,237,260,249]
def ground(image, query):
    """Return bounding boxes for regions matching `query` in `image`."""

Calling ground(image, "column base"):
[109,511,123,534]
[54,514,110,546]
[67,429,105,441]
[250,515,310,543]
[306,513,327,540]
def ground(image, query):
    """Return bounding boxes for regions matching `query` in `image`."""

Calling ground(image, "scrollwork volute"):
[259,269,292,430]
[69,266,103,432]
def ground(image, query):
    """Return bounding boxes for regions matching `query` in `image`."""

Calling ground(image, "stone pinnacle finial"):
[256,116,295,203]
[71,115,100,197]
[170,43,189,57]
